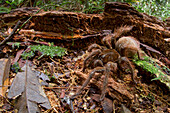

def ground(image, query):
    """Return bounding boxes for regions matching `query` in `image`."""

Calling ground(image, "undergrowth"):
[22,43,67,59]
[133,55,170,88]
[0,0,169,20]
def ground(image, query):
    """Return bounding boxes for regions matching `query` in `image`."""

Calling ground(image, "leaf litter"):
[0,44,169,112]
[0,3,170,112]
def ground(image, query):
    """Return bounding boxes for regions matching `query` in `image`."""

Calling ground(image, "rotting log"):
[0,2,169,58]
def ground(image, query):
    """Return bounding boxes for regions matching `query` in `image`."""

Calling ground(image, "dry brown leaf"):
[0,58,11,96]
[121,104,132,113]
[8,62,51,113]
[101,97,113,113]
[12,49,24,65]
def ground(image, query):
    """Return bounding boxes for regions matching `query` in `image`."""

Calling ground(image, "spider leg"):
[121,47,144,60]
[102,34,114,49]
[118,57,137,84]
[82,49,101,72]
[94,59,104,67]
[71,67,105,99]
[100,62,117,101]
[100,67,109,101]
[137,50,145,60]
[88,43,102,52]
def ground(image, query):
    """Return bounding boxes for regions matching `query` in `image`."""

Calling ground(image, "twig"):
[70,99,75,113]
[43,86,81,89]
[0,21,21,46]
[0,85,10,87]
[164,38,170,42]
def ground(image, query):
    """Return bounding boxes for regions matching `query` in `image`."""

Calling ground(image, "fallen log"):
[0,2,169,58]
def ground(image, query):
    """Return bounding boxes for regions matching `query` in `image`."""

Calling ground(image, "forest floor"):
[0,2,170,113]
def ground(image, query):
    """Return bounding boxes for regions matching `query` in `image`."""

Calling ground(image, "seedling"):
[11,62,21,73]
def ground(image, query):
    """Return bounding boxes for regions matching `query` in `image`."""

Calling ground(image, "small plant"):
[82,0,104,13]
[0,7,11,13]
[21,51,35,60]
[3,0,24,10]
[22,43,67,59]
[11,42,21,49]
[131,0,170,20]
[11,62,21,73]
[133,55,170,88]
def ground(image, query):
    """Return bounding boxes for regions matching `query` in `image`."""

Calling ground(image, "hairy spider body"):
[82,46,120,72]
[72,43,136,101]
[115,36,144,60]
[102,25,133,49]
[103,26,144,60]
[71,26,140,102]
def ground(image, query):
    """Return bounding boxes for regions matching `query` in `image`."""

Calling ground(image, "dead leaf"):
[0,58,11,96]
[121,104,132,113]
[12,49,24,65]
[8,62,51,113]
[60,89,65,99]
[34,70,50,82]
[101,97,113,113]
[108,78,134,100]
[91,94,100,102]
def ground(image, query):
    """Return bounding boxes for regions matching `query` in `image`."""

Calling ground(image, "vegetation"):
[0,0,169,19]
[11,62,21,73]
[22,43,67,59]
[133,55,170,88]
[0,0,169,112]
[132,0,169,20]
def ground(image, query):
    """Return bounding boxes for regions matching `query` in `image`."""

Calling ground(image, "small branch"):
[164,38,170,42]
[43,86,81,89]
[0,21,21,46]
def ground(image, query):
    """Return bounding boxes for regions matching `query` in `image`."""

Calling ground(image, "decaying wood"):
[0,2,169,59]
[74,71,134,103]
[0,21,21,46]
[165,17,170,30]
[0,7,42,27]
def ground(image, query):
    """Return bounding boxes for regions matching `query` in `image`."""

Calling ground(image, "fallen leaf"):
[101,97,113,113]
[0,58,11,96]
[60,89,65,99]
[34,70,50,82]
[12,49,24,65]
[91,94,100,102]
[8,62,51,113]
[121,104,132,113]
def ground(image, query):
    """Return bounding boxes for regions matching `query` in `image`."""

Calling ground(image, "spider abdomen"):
[115,36,141,58]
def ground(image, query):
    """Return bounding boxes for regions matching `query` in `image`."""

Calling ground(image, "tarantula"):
[71,43,136,101]
[71,25,144,101]
[102,25,144,60]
